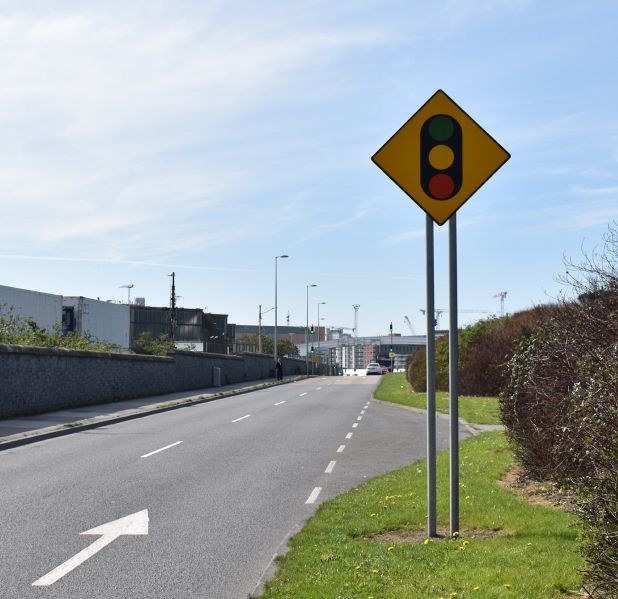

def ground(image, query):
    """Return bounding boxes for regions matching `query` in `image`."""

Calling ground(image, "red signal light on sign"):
[420,114,462,200]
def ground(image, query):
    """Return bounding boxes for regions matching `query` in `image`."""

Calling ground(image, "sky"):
[1,0,617,337]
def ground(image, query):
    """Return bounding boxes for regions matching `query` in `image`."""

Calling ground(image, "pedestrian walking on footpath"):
[276,359,283,381]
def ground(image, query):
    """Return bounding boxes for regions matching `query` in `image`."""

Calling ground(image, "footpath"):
[0,375,306,451]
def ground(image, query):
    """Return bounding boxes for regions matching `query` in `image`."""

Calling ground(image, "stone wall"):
[0,344,306,418]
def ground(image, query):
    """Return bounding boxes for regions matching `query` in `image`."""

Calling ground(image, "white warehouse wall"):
[63,297,130,348]
[0,284,62,332]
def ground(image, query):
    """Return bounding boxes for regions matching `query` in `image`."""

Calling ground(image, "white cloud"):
[0,6,384,255]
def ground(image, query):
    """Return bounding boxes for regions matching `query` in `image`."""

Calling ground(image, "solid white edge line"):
[346,432,353,439]
[325,460,336,474]
[306,487,322,504]
[141,441,183,458]
[352,423,358,428]
[274,401,286,406]
[232,414,251,423]
[337,445,345,453]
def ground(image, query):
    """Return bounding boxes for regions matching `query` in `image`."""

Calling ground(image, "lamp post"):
[306,283,317,374]
[274,255,289,363]
[317,302,326,375]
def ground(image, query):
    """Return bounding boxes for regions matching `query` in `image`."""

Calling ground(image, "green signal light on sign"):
[420,114,462,200]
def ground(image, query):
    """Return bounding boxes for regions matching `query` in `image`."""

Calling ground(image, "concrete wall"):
[0,344,306,418]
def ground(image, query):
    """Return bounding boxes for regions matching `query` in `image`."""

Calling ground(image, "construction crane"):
[420,308,491,328]
[494,291,507,317]
[404,316,416,335]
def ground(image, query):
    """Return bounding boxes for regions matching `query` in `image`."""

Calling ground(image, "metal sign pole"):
[448,213,459,536]
[425,214,437,537]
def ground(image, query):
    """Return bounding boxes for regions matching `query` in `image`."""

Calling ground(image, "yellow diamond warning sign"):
[372,90,510,225]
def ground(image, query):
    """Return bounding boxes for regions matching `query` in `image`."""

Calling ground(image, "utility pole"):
[168,272,177,342]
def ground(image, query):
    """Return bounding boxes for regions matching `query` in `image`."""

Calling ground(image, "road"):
[0,376,465,598]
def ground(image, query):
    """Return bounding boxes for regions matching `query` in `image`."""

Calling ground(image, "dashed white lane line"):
[232,414,251,423]
[306,487,322,504]
[337,445,346,453]
[352,423,358,428]
[346,432,353,439]
[325,461,336,474]
[361,410,365,415]
[357,416,363,421]
[299,392,308,397]
[274,401,286,406]
[141,441,183,458]
[316,387,322,390]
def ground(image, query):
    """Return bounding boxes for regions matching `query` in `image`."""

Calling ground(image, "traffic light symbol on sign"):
[420,114,462,201]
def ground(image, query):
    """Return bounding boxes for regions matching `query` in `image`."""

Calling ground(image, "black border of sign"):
[371,89,511,226]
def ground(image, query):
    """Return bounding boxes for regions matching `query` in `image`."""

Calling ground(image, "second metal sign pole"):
[425,214,437,537]
[448,213,459,536]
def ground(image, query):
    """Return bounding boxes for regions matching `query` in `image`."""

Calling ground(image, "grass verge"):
[374,372,501,425]
[259,432,582,598]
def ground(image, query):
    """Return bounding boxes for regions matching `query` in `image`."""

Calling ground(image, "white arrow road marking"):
[32,510,149,587]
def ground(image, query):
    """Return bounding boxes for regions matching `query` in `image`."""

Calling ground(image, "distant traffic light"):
[420,114,462,200]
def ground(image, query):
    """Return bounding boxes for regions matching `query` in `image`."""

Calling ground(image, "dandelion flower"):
[423,539,431,545]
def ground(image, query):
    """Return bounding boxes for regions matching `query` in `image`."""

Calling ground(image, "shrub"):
[0,305,119,352]
[131,332,175,356]
[500,225,618,597]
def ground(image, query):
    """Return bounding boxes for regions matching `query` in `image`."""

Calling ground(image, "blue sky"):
[1,0,617,336]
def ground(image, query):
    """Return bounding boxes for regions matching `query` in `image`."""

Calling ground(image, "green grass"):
[260,432,583,598]
[374,372,502,425]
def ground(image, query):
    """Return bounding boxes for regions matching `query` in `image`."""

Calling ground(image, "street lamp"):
[306,283,317,374]
[317,302,326,374]
[274,255,289,363]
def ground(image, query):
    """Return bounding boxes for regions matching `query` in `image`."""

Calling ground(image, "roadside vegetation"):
[375,371,501,425]
[236,333,299,357]
[0,306,120,352]
[260,431,582,598]
[501,226,618,598]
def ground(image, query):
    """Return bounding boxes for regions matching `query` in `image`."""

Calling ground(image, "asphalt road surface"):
[0,376,466,598]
